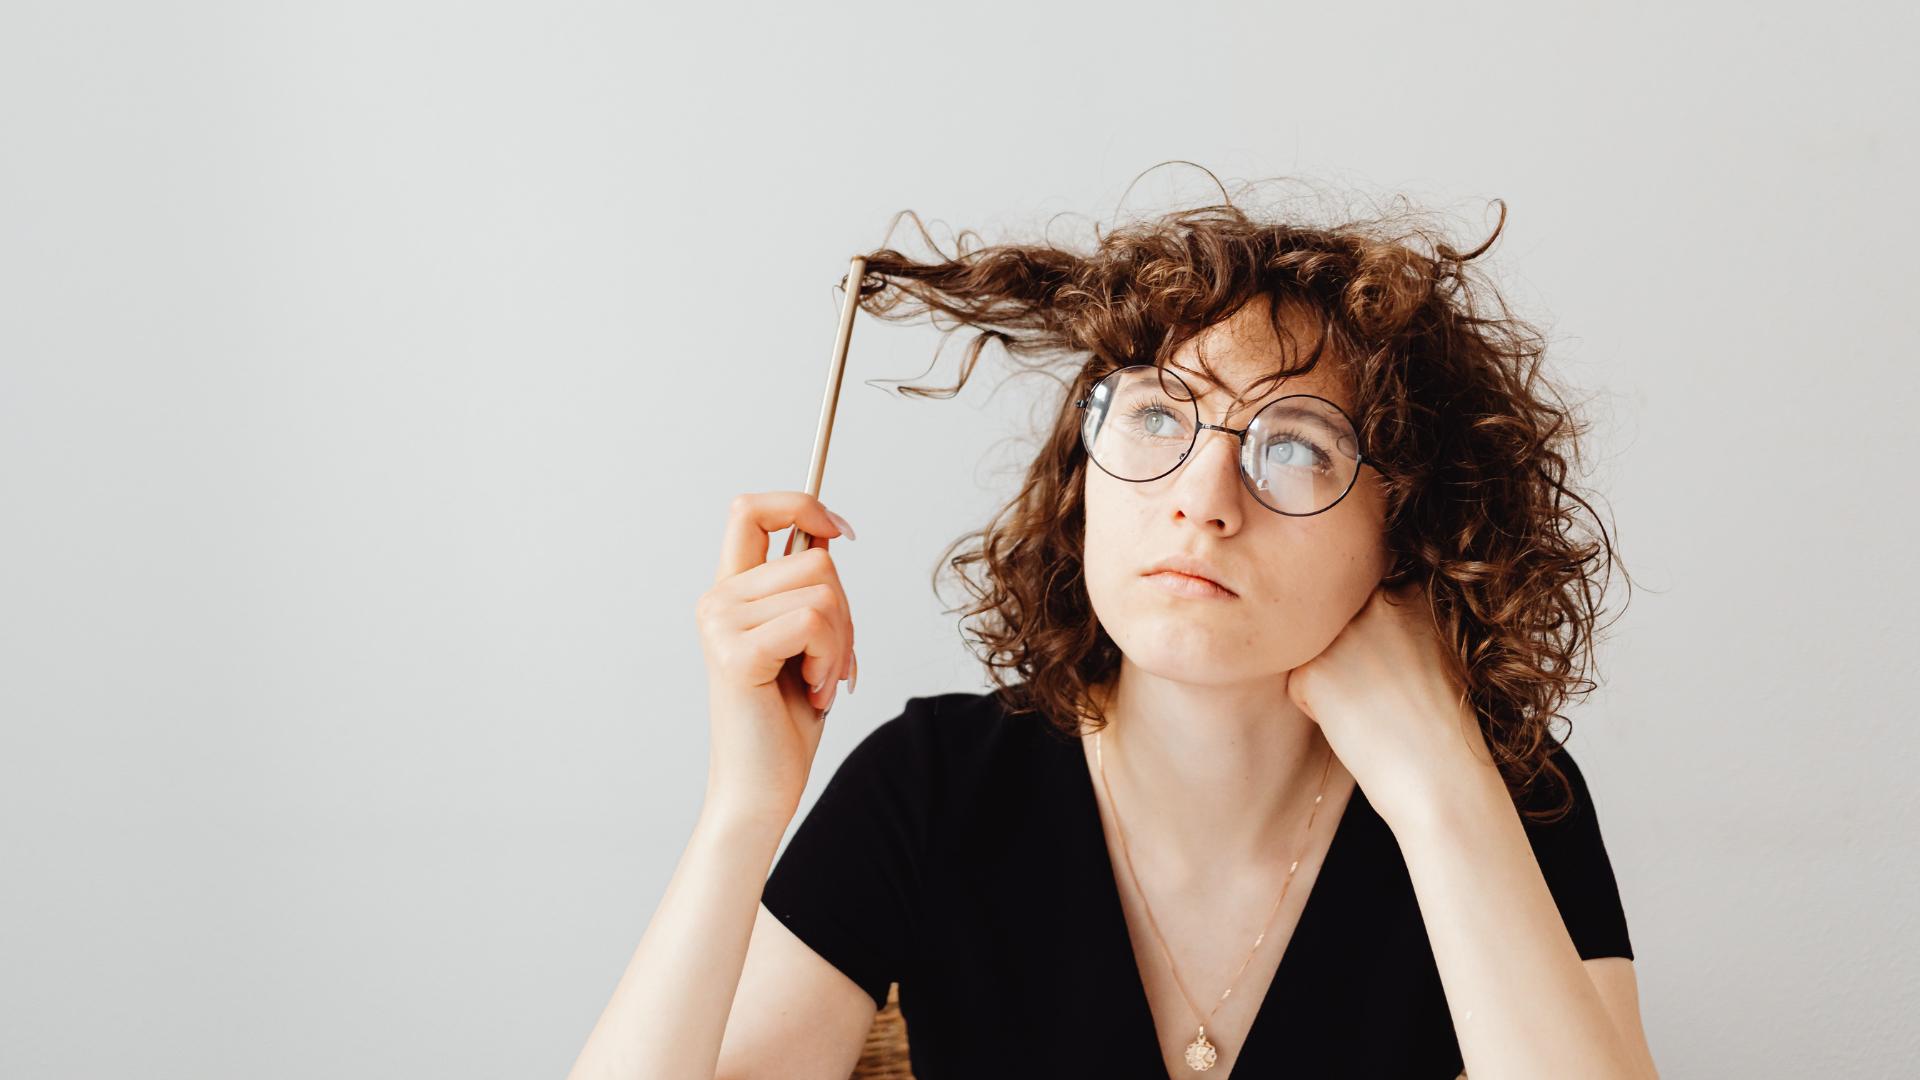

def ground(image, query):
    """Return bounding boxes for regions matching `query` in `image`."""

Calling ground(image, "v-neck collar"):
[1057,722,1369,1079]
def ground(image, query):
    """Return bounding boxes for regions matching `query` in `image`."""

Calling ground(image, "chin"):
[1103,610,1247,677]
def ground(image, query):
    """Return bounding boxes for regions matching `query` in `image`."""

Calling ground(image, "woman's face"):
[1081,300,1391,686]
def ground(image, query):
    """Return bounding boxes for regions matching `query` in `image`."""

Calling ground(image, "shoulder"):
[847,686,1043,774]
[1513,739,1610,837]
[832,687,1060,828]
[1511,739,1636,960]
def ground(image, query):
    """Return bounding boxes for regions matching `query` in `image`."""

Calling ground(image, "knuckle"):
[801,605,831,634]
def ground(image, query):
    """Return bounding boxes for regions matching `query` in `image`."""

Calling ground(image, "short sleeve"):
[760,702,932,1010]
[1521,744,1635,961]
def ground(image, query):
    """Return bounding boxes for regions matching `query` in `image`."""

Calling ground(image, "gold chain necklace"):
[1093,727,1336,1072]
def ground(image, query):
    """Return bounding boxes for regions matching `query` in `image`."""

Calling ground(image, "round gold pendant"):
[1184,1027,1219,1071]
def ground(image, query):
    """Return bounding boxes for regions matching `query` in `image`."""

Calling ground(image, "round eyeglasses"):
[1073,364,1374,517]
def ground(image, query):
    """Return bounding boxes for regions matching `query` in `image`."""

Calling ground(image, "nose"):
[1165,423,1245,534]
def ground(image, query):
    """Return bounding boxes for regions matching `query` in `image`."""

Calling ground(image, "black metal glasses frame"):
[1072,363,1376,518]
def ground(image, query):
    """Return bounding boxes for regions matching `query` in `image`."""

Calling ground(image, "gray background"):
[3,2,1915,1077]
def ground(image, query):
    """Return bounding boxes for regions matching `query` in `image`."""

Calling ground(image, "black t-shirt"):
[760,688,1634,1078]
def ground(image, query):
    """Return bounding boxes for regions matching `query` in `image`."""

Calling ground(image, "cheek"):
[1080,469,1128,578]
[1251,518,1390,639]
[1080,472,1148,629]
[1259,540,1379,620]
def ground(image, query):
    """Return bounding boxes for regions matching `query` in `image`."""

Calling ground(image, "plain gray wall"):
[3,2,1914,1077]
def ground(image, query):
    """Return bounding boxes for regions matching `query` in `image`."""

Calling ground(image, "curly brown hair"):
[847,169,1634,823]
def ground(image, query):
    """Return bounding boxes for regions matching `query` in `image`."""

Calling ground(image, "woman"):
[566,185,1659,1079]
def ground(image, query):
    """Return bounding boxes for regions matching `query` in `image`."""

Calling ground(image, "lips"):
[1145,570,1238,599]
[1141,555,1238,597]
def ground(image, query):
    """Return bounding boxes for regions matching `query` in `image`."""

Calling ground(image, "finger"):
[748,549,854,685]
[710,549,854,685]
[731,584,851,669]
[743,606,843,707]
[714,492,852,585]
[805,536,855,684]
[718,545,852,621]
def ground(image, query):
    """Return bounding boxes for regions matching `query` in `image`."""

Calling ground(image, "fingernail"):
[822,682,838,713]
[849,648,858,694]
[824,509,857,540]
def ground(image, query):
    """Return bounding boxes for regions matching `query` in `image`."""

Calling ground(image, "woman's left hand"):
[1284,580,1501,830]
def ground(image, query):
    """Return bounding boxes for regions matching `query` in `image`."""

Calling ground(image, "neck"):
[1085,660,1335,886]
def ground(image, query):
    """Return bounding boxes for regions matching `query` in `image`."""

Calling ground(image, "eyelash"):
[1124,403,1331,469]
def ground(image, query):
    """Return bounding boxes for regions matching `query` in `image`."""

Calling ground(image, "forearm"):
[1389,766,1647,1080]
[566,805,788,1080]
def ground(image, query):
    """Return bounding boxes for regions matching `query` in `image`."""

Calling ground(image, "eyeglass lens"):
[1079,366,1363,516]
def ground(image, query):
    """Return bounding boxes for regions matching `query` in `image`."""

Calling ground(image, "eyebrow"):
[1164,366,1241,398]
[1166,365,1277,408]
[1163,364,1351,421]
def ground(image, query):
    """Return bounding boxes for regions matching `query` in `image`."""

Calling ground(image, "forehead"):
[1160,297,1352,415]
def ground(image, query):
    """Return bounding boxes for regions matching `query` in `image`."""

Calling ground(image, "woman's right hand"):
[696,491,859,832]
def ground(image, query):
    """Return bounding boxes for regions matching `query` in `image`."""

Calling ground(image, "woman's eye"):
[1126,403,1185,438]
[1263,436,1328,469]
